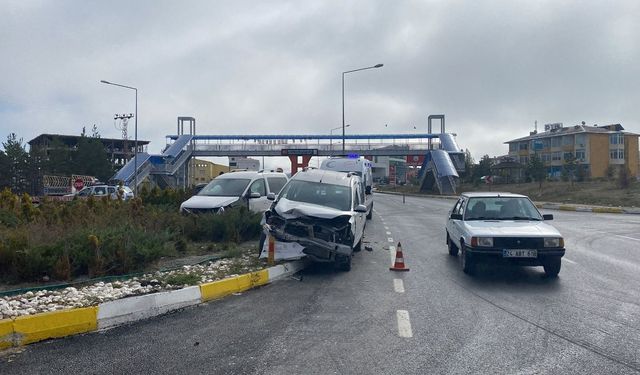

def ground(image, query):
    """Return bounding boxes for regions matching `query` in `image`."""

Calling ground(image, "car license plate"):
[502,249,537,258]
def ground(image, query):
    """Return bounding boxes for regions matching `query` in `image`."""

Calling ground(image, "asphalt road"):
[2,194,639,374]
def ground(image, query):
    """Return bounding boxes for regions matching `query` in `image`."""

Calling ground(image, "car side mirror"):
[249,192,261,199]
[354,204,368,213]
[450,213,463,220]
[267,192,276,201]
[543,214,553,220]
[365,186,372,195]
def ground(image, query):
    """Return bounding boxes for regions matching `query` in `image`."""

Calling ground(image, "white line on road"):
[563,258,577,264]
[389,245,396,264]
[393,279,405,293]
[384,226,389,230]
[396,310,413,338]
[386,231,392,235]
[388,237,394,243]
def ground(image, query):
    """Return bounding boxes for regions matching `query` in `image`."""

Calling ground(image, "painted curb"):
[0,260,307,349]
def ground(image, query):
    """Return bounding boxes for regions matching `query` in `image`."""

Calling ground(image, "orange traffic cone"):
[390,242,410,272]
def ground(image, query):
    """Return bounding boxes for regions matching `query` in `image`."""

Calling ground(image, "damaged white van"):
[261,168,368,271]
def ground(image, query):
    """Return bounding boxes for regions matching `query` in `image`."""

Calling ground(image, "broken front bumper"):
[264,223,352,263]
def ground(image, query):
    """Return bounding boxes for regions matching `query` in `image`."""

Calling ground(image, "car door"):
[448,198,465,247]
[247,177,269,212]
[352,180,366,245]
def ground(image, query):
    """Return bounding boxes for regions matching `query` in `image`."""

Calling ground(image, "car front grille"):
[284,223,309,237]
[493,237,543,249]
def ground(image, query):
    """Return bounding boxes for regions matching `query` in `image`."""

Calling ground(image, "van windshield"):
[279,180,351,211]
[198,178,251,197]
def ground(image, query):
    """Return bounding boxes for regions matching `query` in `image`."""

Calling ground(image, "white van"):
[320,157,373,219]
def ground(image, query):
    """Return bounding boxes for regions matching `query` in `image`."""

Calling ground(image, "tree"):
[462,149,475,183]
[527,153,546,194]
[562,153,578,187]
[1,133,30,193]
[73,133,113,182]
[44,137,73,176]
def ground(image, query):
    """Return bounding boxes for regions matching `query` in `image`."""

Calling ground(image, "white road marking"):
[615,235,640,242]
[384,226,389,230]
[396,310,413,338]
[386,231,392,235]
[393,279,405,293]
[563,258,577,264]
[388,237,394,243]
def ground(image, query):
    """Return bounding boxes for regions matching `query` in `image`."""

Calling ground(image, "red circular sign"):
[73,178,84,190]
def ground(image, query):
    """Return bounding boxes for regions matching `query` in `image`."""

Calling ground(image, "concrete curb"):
[0,259,307,349]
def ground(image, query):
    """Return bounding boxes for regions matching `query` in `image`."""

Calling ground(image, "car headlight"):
[544,237,564,247]
[471,237,493,247]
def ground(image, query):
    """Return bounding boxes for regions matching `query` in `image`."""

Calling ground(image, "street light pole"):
[330,124,349,153]
[342,63,383,154]
[100,80,139,196]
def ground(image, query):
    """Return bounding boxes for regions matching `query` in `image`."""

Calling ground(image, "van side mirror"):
[450,213,463,220]
[267,192,276,201]
[354,204,368,213]
[365,186,372,195]
[543,214,553,220]
[249,192,261,199]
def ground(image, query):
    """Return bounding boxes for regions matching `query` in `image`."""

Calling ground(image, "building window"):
[562,135,574,146]
[520,156,529,164]
[551,137,562,147]
[541,153,551,162]
[575,149,586,161]
[551,152,562,161]
[609,133,624,145]
[563,152,574,161]
[509,143,517,152]
[519,142,528,151]
[610,149,624,159]
[575,133,586,146]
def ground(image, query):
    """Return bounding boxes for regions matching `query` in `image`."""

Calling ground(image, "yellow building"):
[506,123,639,179]
[189,158,228,186]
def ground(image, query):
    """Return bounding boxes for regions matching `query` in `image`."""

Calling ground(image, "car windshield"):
[464,197,542,221]
[278,180,351,211]
[198,178,251,197]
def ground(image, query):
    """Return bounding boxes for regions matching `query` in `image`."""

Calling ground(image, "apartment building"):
[188,158,228,186]
[505,123,639,179]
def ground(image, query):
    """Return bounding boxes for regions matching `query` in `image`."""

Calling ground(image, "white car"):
[320,156,374,219]
[262,168,368,271]
[65,185,134,200]
[180,170,288,214]
[445,192,565,277]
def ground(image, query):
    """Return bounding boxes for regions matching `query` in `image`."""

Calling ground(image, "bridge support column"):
[288,155,313,175]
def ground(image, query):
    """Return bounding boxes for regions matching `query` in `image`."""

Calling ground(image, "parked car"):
[65,185,134,200]
[180,170,288,214]
[445,192,565,277]
[262,168,368,271]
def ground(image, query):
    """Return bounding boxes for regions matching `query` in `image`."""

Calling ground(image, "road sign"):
[280,149,318,156]
[73,178,84,190]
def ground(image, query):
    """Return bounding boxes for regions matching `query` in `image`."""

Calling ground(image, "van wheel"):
[366,203,373,220]
[353,239,362,252]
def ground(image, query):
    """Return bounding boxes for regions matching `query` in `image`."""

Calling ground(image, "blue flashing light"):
[347,153,360,159]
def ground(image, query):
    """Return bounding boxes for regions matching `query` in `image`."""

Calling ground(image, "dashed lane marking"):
[386,231,392,235]
[384,226,389,230]
[396,310,413,338]
[388,237,394,243]
[393,279,405,293]
[563,258,577,264]
[389,245,396,265]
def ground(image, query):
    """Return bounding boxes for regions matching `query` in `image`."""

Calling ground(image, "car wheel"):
[461,243,474,274]
[258,232,266,255]
[447,233,459,256]
[366,203,373,220]
[543,257,561,278]
[336,254,352,272]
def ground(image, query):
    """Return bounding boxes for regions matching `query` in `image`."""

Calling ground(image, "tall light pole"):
[342,63,383,153]
[330,124,350,152]
[100,80,138,195]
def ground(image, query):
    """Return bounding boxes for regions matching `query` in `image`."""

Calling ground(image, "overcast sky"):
[1,0,639,168]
